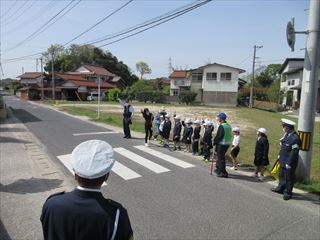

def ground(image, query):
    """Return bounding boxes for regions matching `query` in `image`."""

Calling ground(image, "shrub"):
[107,88,121,101]
[179,91,197,105]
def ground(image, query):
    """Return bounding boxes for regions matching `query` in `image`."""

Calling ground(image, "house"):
[279,58,320,111]
[71,64,126,89]
[169,63,245,106]
[148,78,170,91]
[17,72,46,100]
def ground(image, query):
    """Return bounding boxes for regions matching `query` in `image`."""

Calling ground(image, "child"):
[192,120,201,155]
[183,118,193,152]
[252,128,269,181]
[158,115,165,145]
[162,114,172,148]
[199,119,208,156]
[140,108,154,147]
[154,111,160,139]
[202,121,213,162]
[229,127,240,170]
[172,115,182,151]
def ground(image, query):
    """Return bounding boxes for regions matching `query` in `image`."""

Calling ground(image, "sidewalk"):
[0,110,72,240]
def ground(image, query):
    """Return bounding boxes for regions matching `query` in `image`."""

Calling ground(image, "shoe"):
[202,157,208,162]
[217,173,228,178]
[250,173,258,178]
[145,143,149,147]
[271,188,283,194]
[230,166,237,170]
[283,194,292,201]
[173,147,177,151]
[258,175,264,181]
[178,147,181,151]
[123,136,128,138]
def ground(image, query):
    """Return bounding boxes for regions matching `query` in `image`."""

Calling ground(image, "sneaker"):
[258,174,264,181]
[230,166,237,170]
[145,143,149,147]
[251,173,258,178]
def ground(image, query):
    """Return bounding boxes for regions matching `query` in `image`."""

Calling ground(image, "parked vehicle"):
[87,92,104,101]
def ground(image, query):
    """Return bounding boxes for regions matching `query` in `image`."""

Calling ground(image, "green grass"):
[59,104,319,193]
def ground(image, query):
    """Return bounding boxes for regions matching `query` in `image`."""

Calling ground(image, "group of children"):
[144,106,269,181]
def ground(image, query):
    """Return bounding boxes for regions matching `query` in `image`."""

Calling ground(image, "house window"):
[181,80,185,86]
[206,72,217,80]
[292,80,295,85]
[192,73,203,82]
[288,80,291,86]
[173,90,179,96]
[174,80,178,86]
[220,72,232,80]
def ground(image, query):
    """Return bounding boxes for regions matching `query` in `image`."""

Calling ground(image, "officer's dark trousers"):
[123,118,131,138]
[216,145,229,175]
[277,165,297,196]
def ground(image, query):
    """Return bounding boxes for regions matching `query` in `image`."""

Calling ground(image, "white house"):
[169,63,245,106]
[279,58,320,111]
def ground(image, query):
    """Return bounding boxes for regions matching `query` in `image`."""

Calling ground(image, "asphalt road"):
[5,96,320,240]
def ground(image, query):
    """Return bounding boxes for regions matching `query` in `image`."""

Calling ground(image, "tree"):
[43,44,65,72]
[179,91,197,105]
[256,64,282,87]
[136,61,151,80]
[129,80,153,98]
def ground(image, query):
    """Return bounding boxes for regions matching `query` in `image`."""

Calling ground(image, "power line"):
[85,0,206,46]
[0,0,19,20]
[4,0,81,53]
[2,0,57,36]
[63,0,133,47]
[1,0,29,25]
[98,0,211,47]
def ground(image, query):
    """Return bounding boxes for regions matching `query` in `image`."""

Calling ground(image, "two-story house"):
[169,63,245,106]
[279,58,320,111]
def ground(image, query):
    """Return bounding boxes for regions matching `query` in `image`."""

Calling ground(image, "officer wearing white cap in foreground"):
[271,119,301,200]
[41,140,133,240]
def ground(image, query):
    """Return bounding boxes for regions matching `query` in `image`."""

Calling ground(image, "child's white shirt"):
[232,135,240,146]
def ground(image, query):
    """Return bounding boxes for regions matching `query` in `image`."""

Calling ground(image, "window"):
[192,73,203,81]
[173,90,179,96]
[181,80,185,86]
[292,80,295,85]
[288,80,291,86]
[206,72,217,80]
[174,80,178,86]
[220,72,232,80]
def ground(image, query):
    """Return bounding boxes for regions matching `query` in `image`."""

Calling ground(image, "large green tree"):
[256,64,282,87]
[43,44,138,86]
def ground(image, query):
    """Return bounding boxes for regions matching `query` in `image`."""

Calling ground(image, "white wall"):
[75,66,91,73]
[202,65,239,92]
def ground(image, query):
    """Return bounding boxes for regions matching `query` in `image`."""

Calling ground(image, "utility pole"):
[249,45,263,108]
[36,58,38,72]
[51,52,55,100]
[296,0,320,182]
[97,75,101,119]
[40,57,44,102]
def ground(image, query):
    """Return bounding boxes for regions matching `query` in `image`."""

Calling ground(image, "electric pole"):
[296,0,320,182]
[40,57,44,102]
[249,45,263,108]
[51,53,55,100]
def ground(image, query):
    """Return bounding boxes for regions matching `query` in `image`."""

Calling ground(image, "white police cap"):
[194,119,201,124]
[281,118,296,126]
[71,140,115,179]
[258,128,267,135]
[185,118,192,124]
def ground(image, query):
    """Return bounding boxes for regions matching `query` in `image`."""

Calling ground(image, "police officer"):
[118,98,134,139]
[271,118,301,200]
[41,140,133,240]
[214,112,232,178]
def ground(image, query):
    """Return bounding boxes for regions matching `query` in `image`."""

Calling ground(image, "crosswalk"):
[56,145,195,181]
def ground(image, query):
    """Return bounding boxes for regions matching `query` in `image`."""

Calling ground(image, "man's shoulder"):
[47,191,66,200]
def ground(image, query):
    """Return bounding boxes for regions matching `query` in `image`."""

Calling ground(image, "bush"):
[107,88,121,101]
[136,91,153,102]
[179,91,197,105]
[153,92,166,103]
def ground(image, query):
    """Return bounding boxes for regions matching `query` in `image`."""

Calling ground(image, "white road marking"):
[73,131,118,136]
[114,147,170,174]
[56,154,140,182]
[112,161,141,180]
[134,145,195,169]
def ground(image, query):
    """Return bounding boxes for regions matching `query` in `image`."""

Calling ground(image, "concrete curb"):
[29,100,320,202]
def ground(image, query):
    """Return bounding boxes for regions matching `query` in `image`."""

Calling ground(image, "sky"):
[0,0,310,80]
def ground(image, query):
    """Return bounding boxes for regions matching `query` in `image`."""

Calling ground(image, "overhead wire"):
[97,0,212,47]
[63,0,133,47]
[1,0,30,25]
[4,0,81,53]
[0,0,19,20]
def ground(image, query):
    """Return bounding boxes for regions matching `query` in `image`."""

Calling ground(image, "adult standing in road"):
[41,140,133,240]
[272,119,301,200]
[213,113,232,178]
[141,108,154,146]
[118,98,134,139]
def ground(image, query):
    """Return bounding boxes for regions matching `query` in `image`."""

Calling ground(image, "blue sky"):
[0,0,309,79]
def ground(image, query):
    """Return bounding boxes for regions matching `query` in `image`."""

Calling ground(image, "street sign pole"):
[296,0,320,182]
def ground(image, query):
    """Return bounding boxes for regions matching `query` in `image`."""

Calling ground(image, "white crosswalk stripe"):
[134,145,195,168]
[56,145,194,181]
[114,147,170,174]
